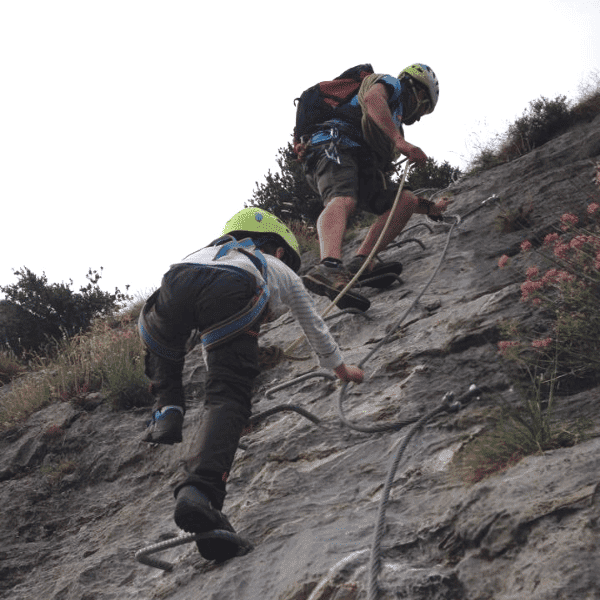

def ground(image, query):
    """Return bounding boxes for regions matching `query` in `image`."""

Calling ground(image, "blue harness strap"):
[200,237,271,351]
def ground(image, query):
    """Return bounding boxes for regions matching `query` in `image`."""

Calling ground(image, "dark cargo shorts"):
[304,146,410,215]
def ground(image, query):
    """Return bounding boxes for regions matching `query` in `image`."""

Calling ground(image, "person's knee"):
[321,196,357,220]
[333,195,357,213]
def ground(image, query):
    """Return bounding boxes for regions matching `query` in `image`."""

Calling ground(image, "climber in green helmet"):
[138,207,363,562]
[295,63,451,311]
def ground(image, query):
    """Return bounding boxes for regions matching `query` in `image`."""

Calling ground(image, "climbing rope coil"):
[135,166,491,599]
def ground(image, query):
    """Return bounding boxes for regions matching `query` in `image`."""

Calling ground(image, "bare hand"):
[294,142,307,160]
[334,364,364,383]
[405,145,427,167]
[429,196,453,217]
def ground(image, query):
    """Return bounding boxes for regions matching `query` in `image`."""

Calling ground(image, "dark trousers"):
[143,264,261,509]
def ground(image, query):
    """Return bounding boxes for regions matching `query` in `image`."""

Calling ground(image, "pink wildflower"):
[531,298,542,306]
[595,249,600,271]
[526,266,539,280]
[532,337,552,349]
[543,233,560,247]
[556,271,576,283]
[569,235,588,250]
[498,254,509,268]
[520,240,532,252]
[587,202,600,215]
[560,213,578,231]
[498,341,520,355]
[542,268,559,284]
[554,242,570,260]
[521,279,543,301]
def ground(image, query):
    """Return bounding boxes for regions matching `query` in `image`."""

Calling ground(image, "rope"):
[367,392,452,600]
[284,160,410,357]
[264,371,337,399]
[307,549,370,600]
[357,74,399,166]
[249,404,323,427]
[366,385,480,600]
[135,199,465,587]
[260,214,464,597]
[335,216,458,433]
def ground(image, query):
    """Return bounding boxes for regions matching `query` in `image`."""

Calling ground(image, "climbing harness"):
[199,237,271,351]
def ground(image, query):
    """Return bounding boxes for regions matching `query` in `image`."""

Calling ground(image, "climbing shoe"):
[347,255,403,289]
[302,262,370,311]
[174,486,245,562]
[143,405,184,444]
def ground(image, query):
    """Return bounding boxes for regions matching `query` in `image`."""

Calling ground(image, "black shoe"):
[347,255,403,289]
[174,486,244,562]
[302,263,370,311]
[143,406,184,444]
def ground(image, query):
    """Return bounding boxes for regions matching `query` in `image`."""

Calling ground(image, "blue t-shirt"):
[309,74,406,149]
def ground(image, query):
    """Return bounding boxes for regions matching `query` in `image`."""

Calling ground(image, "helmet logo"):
[255,213,263,222]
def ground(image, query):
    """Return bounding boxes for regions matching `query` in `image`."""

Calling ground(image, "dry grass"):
[0,300,152,430]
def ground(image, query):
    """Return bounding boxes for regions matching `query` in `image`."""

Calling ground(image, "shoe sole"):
[174,497,221,534]
[302,275,370,311]
[195,530,251,562]
[142,429,182,444]
[350,263,403,289]
[174,490,245,562]
[358,274,403,289]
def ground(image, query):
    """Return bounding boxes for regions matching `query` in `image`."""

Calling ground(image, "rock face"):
[1,115,600,600]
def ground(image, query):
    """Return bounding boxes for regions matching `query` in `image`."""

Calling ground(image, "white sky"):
[1,0,599,300]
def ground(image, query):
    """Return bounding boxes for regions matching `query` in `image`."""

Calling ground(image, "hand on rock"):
[334,364,364,383]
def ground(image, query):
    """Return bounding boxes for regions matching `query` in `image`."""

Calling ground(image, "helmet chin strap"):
[403,80,431,125]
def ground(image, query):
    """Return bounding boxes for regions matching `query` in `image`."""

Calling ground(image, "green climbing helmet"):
[398,63,439,113]
[222,207,302,273]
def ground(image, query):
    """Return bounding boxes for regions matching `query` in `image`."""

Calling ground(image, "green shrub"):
[0,267,131,349]
[407,157,462,190]
[467,73,600,173]
[504,95,573,159]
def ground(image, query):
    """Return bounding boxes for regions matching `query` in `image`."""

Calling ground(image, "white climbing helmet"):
[398,63,439,113]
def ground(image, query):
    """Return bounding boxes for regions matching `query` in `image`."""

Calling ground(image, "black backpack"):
[293,64,374,153]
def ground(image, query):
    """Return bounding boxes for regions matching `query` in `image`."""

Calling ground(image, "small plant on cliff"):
[494,199,535,233]
[40,458,78,486]
[0,350,25,384]
[455,350,591,485]
[456,163,600,483]
[497,168,600,386]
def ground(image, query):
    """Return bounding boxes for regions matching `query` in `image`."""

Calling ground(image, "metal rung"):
[135,530,253,571]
